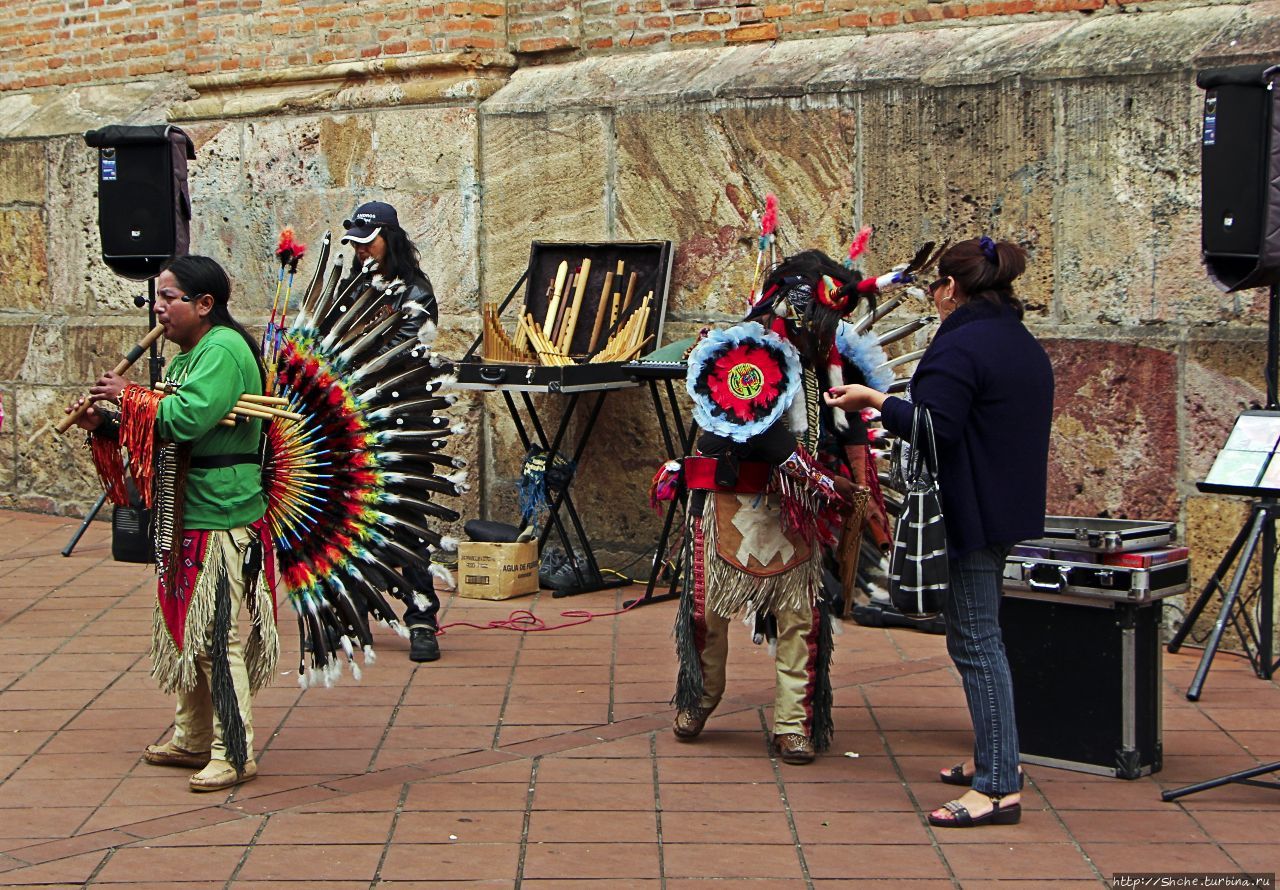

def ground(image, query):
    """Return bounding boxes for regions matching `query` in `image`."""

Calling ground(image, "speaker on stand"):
[1163,62,1280,802]
[61,125,196,560]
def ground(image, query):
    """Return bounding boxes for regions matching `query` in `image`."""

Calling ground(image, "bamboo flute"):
[238,393,290,406]
[620,271,639,316]
[55,323,166,434]
[551,269,576,343]
[542,260,569,338]
[587,270,614,354]
[557,257,591,353]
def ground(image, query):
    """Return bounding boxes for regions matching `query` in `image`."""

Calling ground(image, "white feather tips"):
[417,318,438,347]
[429,563,456,588]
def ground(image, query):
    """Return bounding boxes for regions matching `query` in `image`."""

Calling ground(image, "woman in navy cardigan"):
[826,236,1054,828]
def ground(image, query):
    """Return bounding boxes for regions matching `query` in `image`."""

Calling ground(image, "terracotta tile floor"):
[2,508,1279,887]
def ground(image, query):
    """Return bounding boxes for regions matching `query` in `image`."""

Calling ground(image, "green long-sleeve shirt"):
[158,325,266,530]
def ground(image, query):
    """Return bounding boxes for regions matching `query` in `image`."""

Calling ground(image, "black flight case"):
[1000,517,1189,778]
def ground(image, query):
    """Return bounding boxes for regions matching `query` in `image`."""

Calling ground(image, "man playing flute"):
[68,254,278,792]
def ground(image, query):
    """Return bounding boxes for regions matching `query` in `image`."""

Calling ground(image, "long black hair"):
[378,224,426,284]
[162,254,267,390]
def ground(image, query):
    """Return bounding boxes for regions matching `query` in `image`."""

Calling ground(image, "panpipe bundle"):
[263,232,468,687]
[522,314,573,366]
[482,302,532,364]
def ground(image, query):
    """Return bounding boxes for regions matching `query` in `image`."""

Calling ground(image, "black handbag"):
[888,405,949,615]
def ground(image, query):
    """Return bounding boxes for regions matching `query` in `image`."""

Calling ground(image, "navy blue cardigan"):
[880,300,1054,557]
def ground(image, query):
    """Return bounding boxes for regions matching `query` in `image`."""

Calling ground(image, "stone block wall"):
[1,4,1279,636]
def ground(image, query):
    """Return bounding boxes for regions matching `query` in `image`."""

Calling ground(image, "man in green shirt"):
[74,255,279,792]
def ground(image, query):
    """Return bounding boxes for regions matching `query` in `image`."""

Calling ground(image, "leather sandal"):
[143,741,211,769]
[928,793,1021,828]
[189,759,257,792]
[938,762,1025,789]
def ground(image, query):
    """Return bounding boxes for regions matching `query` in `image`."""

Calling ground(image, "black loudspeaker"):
[1198,64,1280,292]
[83,125,195,281]
[110,505,154,564]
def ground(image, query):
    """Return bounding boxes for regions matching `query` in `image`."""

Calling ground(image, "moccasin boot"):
[143,741,211,769]
[672,705,714,741]
[772,733,816,765]
[189,759,258,792]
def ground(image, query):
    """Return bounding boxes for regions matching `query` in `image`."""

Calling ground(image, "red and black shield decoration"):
[686,322,802,442]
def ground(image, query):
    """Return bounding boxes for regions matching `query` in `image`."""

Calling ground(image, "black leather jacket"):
[341,269,439,353]
[386,271,439,351]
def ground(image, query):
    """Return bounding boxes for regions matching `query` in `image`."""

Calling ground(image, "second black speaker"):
[1198,63,1280,292]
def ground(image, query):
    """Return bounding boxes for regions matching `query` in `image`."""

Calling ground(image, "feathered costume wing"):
[264,232,466,687]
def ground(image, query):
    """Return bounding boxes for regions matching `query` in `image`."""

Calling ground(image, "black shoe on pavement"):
[409,627,441,663]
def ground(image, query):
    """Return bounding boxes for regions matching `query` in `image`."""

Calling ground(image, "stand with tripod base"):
[1160,62,1280,803]
[61,279,165,558]
[1161,288,1280,801]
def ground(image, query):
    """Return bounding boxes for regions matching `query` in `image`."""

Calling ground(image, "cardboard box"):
[457,541,540,600]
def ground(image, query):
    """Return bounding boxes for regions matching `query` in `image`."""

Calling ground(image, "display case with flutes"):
[459,240,673,393]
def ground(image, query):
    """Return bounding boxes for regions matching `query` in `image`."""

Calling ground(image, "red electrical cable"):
[436,591,646,636]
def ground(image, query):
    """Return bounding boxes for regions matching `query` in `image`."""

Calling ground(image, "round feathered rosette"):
[835,321,893,393]
[685,321,802,442]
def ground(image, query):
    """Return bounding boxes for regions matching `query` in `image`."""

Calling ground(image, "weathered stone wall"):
[1,5,1279,616]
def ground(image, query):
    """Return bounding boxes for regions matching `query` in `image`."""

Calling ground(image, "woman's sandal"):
[938,763,1025,789]
[927,793,1022,828]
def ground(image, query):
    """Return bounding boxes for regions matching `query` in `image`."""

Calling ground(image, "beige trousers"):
[169,527,256,763]
[696,602,821,737]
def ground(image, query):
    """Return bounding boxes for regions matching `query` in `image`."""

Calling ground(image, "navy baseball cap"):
[342,201,399,244]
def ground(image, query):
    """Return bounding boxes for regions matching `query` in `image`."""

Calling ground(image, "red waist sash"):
[683,456,772,493]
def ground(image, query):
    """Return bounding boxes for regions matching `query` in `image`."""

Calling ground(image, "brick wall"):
[512,0,1119,55]
[0,0,1193,91]
[189,0,507,77]
[0,0,508,91]
[0,0,195,91]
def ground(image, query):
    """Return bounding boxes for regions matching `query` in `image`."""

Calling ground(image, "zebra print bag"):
[888,405,949,616]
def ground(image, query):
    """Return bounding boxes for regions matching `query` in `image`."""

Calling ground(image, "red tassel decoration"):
[847,226,872,264]
[89,433,128,506]
[648,460,682,514]
[118,383,164,507]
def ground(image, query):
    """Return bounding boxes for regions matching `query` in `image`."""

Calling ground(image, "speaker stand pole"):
[61,491,108,558]
[1162,759,1280,802]
[62,279,162,558]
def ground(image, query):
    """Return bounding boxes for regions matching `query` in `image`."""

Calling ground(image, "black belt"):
[190,452,260,470]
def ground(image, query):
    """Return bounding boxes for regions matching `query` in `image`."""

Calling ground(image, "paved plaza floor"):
[1,508,1277,888]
